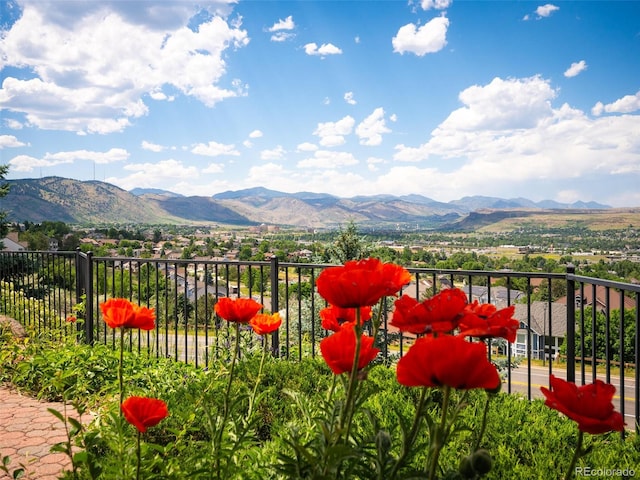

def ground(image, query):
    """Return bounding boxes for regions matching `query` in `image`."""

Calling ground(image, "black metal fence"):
[1,250,638,432]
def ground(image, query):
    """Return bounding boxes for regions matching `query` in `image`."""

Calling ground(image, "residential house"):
[467,285,525,307]
[557,284,636,313]
[1,232,27,252]
[512,302,567,360]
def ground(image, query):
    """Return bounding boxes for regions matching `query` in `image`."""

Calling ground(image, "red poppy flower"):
[66,315,77,323]
[250,312,282,335]
[132,304,156,331]
[100,298,136,329]
[391,288,468,335]
[320,305,372,332]
[540,375,625,434]
[316,258,411,308]
[396,335,500,390]
[121,396,169,433]
[320,325,380,375]
[214,297,263,324]
[458,303,519,343]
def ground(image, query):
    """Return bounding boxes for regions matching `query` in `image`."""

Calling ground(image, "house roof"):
[1,237,26,252]
[513,302,567,337]
[557,284,636,311]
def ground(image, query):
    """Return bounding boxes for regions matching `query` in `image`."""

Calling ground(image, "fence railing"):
[1,250,638,432]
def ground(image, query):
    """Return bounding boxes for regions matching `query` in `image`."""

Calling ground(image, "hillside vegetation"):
[1,176,632,230]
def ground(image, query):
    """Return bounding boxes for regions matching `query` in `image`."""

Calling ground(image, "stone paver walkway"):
[0,385,91,480]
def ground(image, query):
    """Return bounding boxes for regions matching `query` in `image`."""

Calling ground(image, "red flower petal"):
[396,335,500,390]
[121,396,169,433]
[320,325,380,375]
[320,305,372,332]
[458,305,518,343]
[100,298,136,329]
[214,297,263,324]
[316,258,410,308]
[540,375,625,434]
[391,288,468,335]
[132,305,156,331]
[250,312,282,335]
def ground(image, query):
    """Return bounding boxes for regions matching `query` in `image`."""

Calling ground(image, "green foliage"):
[326,221,370,264]
[2,290,638,480]
[566,306,637,364]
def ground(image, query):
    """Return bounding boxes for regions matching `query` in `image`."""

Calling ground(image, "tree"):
[326,220,369,264]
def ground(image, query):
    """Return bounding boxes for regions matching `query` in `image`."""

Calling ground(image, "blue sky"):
[1,0,639,206]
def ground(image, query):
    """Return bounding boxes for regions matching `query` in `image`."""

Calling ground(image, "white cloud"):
[304,42,343,56]
[296,142,318,152]
[313,115,355,147]
[356,107,391,146]
[141,140,164,152]
[9,154,51,172]
[271,32,295,42]
[392,16,449,56]
[438,76,556,132]
[0,3,249,133]
[344,92,357,105]
[387,76,640,203]
[109,158,200,191]
[269,15,295,32]
[536,4,559,17]
[191,141,240,157]
[564,60,587,78]
[8,147,128,171]
[249,130,263,138]
[260,145,286,161]
[421,0,452,10]
[524,4,559,20]
[0,135,26,148]
[592,91,640,116]
[202,163,225,174]
[367,156,385,172]
[296,150,358,169]
[4,119,24,130]
[45,148,129,164]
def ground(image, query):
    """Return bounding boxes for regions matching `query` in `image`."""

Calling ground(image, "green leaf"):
[47,407,65,422]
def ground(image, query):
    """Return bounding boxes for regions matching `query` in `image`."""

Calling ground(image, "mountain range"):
[0,177,612,229]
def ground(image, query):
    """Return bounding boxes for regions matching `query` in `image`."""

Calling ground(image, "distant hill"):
[0,177,619,229]
[130,187,183,197]
[2,177,182,224]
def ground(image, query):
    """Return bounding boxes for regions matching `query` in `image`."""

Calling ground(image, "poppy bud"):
[458,455,476,478]
[471,449,492,475]
[375,430,392,455]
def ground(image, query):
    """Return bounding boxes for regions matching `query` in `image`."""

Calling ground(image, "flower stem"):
[248,334,268,419]
[389,386,429,479]
[340,311,363,440]
[473,392,492,452]
[135,430,141,480]
[427,385,451,480]
[119,328,125,410]
[215,321,240,478]
[564,430,584,480]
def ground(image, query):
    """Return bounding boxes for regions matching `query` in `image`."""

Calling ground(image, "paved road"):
[503,364,638,429]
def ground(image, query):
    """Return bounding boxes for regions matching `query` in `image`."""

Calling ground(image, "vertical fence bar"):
[635,293,639,434]
[565,264,576,383]
[618,291,625,439]
[270,256,280,356]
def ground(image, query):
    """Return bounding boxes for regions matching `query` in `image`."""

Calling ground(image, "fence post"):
[270,255,280,357]
[566,264,576,382]
[76,250,95,345]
